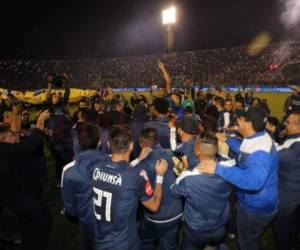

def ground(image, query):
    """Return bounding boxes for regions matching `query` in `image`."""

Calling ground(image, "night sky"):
[0,0,284,59]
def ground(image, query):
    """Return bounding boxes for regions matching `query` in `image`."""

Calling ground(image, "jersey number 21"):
[93,187,112,222]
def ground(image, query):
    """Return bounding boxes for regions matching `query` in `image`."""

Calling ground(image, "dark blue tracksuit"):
[170,163,232,250]
[0,129,51,250]
[61,150,107,250]
[91,159,154,250]
[138,144,183,250]
[273,133,300,250]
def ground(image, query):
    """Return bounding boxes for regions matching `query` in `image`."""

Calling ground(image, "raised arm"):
[35,110,50,131]
[0,109,50,155]
[62,73,70,103]
[46,75,54,101]
[158,60,172,94]
[10,104,22,134]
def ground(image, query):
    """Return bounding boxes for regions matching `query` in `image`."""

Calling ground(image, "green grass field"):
[251,92,290,119]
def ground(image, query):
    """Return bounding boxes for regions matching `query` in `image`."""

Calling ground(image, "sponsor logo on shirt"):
[93,168,122,186]
[145,181,154,196]
[139,170,153,196]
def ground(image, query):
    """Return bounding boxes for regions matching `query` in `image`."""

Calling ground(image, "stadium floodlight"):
[162,6,177,25]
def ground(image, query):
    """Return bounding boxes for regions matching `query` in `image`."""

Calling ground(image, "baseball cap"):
[236,107,268,130]
[177,116,199,135]
[182,99,195,110]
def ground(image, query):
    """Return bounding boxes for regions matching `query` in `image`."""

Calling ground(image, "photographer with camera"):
[46,73,70,114]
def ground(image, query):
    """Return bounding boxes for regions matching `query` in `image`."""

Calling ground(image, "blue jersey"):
[170,167,232,233]
[138,144,183,222]
[91,159,153,250]
[61,150,107,225]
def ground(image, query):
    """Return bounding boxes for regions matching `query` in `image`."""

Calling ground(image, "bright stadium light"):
[162,6,177,25]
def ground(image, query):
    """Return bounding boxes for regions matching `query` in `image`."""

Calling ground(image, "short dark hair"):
[109,126,132,154]
[267,116,279,127]
[78,123,100,151]
[252,121,266,132]
[242,107,267,132]
[214,97,225,107]
[140,128,158,147]
[235,98,245,107]
[184,107,194,114]
[250,97,260,106]
[81,109,99,124]
[153,98,169,115]
[199,131,218,146]
[196,133,218,158]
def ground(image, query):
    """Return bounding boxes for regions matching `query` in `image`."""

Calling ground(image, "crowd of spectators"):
[1,51,300,250]
[1,41,300,90]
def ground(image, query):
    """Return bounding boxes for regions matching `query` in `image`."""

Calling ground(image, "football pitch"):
[120,91,290,120]
[247,92,290,119]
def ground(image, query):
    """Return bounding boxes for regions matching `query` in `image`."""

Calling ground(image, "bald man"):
[170,136,234,250]
[273,111,300,250]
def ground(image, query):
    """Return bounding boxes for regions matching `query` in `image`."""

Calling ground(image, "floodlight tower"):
[162,6,177,53]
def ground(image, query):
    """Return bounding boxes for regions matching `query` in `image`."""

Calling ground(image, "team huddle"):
[1,64,300,250]
[60,86,300,250]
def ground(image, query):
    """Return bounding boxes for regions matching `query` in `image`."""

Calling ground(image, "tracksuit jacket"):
[216,131,279,216]
[61,149,107,224]
[276,132,300,193]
